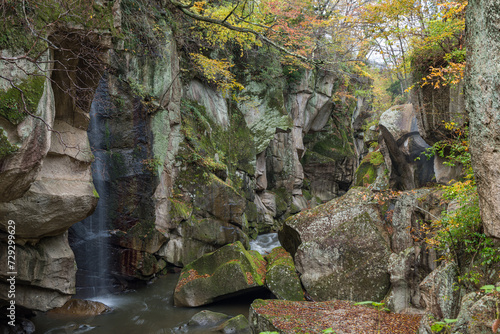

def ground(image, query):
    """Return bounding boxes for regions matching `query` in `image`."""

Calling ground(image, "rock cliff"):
[466,0,500,239]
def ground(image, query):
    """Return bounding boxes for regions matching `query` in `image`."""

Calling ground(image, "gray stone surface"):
[280,187,391,302]
[465,0,500,238]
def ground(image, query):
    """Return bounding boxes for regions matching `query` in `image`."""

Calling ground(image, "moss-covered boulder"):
[173,241,267,307]
[264,247,304,301]
[354,150,389,191]
[279,187,391,302]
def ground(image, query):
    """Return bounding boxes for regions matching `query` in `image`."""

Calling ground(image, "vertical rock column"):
[466,0,500,238]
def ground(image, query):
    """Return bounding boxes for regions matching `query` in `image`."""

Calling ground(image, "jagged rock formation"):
[65,4,360,284]
[466,0,500,239]
[1,1,360,310]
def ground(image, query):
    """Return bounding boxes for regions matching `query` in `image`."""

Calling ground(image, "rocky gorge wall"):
[0,0,362,313]
[78,20,360,284]
[3,5,499,333]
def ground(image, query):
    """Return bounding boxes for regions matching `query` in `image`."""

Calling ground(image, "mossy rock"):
[173,241,267,307]
[0,127,19,159]
[193,175,247,226]
[0,76,45,124]
[301,128,355,165]
[354,151,388,190]
[265,247,305,301]
[169,197,193,223]
[111,221,166,254]
[271,188,291,218]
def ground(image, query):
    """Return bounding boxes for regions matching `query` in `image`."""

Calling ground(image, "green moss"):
[290,202,301,214]
[0,76,45,124]
[121,0,171,56]
[273,188,291,217]
[0,128,19,158]
[1,1,117,55]
[302,129,355,166]
[354,163,377,187]
[354,151,385,187]
[92,187,100,199]
[169,198,192,221]
[126,219,157,241]
[302,189,312,201]
[367,151,384,166]
[177,98,256,199]
[265,247,295,270]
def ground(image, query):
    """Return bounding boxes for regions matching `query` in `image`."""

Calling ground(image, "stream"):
[32,234,281,334]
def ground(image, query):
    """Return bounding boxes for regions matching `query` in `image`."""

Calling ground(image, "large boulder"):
[465,294,498,334]
[378,105,434,190]
[465,0,500,238]
[0,176,98,239]
[279,187,391,302]
[173,241,266,307]
[0,50,53,203]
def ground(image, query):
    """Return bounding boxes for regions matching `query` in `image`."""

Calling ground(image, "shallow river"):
[32,234,281,334]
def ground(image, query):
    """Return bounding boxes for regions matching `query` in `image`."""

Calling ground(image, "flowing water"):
[69,79,114,298]
[33,234,281,333]
[32,273,265,334]
[249,233,281,255]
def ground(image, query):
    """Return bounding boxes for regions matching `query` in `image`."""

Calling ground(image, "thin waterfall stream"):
[68,80,114,298]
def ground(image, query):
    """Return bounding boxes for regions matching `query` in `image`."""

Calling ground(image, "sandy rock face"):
[0,29,108,312]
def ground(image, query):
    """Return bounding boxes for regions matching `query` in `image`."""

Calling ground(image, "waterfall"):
[250,233,281,254]
[69,78,114,298]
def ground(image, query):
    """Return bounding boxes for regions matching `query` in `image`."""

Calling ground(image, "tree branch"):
[168,0,315,65]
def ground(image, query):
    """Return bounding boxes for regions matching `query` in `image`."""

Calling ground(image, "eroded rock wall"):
[0,30,110,310]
